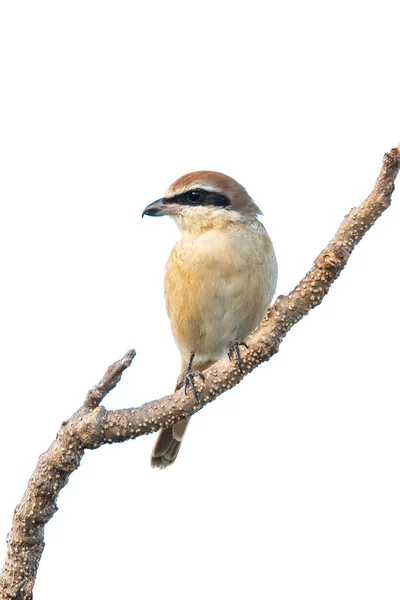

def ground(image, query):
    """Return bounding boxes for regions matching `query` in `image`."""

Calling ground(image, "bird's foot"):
[184,369,205,404]
[228,339,249,374]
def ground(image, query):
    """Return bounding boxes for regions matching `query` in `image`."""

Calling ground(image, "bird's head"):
[142,171,261,233]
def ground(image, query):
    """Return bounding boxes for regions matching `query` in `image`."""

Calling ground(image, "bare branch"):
[0,147,398,600]
[0,350,137,600]
[84,349,136,409]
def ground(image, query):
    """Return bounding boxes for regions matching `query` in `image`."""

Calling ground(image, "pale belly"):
[165,223,277,366]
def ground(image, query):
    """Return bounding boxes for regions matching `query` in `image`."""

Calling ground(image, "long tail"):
[151,417,190,468]
[151,358,213,469]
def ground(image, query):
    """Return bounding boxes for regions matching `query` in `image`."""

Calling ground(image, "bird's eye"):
[186,189,203,204]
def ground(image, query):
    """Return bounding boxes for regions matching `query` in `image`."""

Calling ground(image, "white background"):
[0,1,399,599]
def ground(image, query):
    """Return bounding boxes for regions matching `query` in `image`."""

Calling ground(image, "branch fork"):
[1,147,399,600]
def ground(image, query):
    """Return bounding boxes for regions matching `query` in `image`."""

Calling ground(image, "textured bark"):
[0,146,399,599]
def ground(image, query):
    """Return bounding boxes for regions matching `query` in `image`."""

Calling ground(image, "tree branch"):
[0,146,399,600]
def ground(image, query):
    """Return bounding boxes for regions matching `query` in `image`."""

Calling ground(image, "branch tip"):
[84,349,136,409]
[384,146,400,169]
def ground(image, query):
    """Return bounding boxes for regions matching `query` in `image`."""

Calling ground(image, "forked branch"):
[1,146,399,600]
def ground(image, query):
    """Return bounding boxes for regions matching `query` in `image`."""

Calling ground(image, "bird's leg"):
[183,352,206,404]
[228,339,249,374]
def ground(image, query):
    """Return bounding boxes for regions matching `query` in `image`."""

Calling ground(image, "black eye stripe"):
[168,188,230,208]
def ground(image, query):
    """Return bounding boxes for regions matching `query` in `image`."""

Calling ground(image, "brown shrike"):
[142,171,278,468]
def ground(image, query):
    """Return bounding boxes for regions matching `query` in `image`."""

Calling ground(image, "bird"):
[142,171,278,468]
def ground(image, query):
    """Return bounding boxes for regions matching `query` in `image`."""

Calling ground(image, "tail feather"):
[151,358,213,468]
[151,419,190,468]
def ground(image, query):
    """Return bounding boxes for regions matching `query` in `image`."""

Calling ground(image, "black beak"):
[142,198,167,218]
